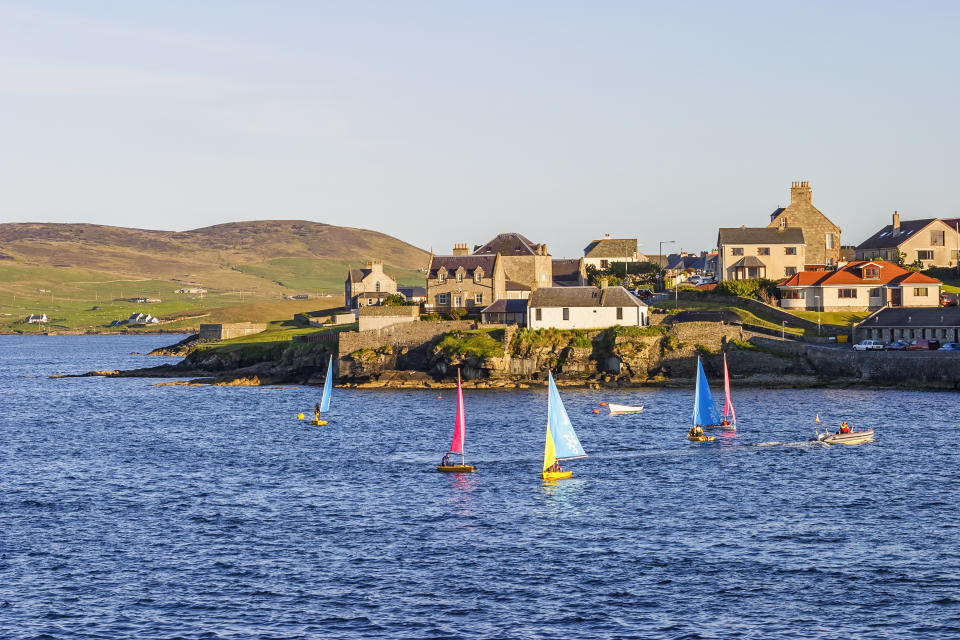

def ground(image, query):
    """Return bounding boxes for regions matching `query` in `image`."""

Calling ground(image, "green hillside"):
[0,220,428,332]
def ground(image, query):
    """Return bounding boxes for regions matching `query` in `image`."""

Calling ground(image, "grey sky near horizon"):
[1,1,958,259]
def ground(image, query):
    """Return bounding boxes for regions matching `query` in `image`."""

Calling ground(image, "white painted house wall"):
[527,304,645,330]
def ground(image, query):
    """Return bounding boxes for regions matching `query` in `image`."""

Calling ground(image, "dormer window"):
[456,271,464,282]
[474,270,482,283]
[438,269,447,283]
[863,266,880,279]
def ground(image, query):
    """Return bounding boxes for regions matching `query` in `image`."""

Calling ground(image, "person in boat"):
[720,418,729,426]
[548,461,562,473]
[314,403,320,421]
[839,421,851,434]
[441,453,452,467]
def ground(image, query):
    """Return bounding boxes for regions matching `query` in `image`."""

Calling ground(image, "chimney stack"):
[892,211,901,233]
[452,243,470,256]
[790,180,812,203]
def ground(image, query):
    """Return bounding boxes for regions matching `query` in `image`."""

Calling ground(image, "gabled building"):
[778,260,942,312]
[855,212,960,268]
[426,252,503,311]
[526,282,647,329]
[472,232,553,290]
[583,235,641,270]
[717,227,806,282]
[345,260,398,309]
[767,181,842,267]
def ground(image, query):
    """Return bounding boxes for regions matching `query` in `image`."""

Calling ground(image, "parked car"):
[885,340,910,350]
[941,294,958,307]
[688,276,703,285]
[852,339,886,351]
[698,277,716,284]
[634,288,654,300]
[908,339,941,350]
[938,342,960,351]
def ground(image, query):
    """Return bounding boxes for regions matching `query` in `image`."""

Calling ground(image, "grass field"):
[652,299,810,336]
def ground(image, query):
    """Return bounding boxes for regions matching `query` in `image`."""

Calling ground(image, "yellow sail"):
[542,422,557,472]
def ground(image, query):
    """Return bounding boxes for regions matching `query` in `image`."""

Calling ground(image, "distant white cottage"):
[526,283,647,330]
[25,313,48,324]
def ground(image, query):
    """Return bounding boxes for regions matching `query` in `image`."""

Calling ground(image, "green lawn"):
[652,300,807,336]
[783,309,872,327]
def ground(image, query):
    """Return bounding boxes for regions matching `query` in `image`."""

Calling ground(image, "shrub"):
[446,308,467,321]
[421,313,443,322]
[570,332,592,348]
[612,325,667,338]
[662,335,680,352]
[714,278,780,301]
[694,343,716,355]
[434,330,504,359]
[382,294,407,306]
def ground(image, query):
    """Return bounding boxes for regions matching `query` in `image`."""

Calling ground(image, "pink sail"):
[450,369,465,455]
[723,354,737,425]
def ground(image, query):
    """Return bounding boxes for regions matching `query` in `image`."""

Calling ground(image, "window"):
[562,308,570,321]
[826,233,835,249]
[375,281,381,292]
[456,272,463,282]
[914,287,929,296]
[838,289,858,298]
[731,247,743,256]
[917,250,934,261]
[757,247,770,256]
[782,289,805,299]
[785,247,797,255]
[535,308,542,321]
[474,271,482,283]
[474,293,483,304]
[438,272,445,283]
[600,259,609,268]
[437,293,449,305]
[616,307,623,320]
[932,230,946,246]
[784,267,797,276]
[454,296,462,307]
[869,288,883,297]
[863,267,879,279]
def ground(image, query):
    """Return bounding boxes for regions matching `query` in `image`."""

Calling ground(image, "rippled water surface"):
[2,335,960,639]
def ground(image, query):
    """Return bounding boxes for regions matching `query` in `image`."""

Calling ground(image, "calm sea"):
[1,335,959,639]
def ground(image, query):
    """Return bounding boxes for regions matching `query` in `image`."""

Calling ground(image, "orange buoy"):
[592,409,600,414]
[599,402,607,407]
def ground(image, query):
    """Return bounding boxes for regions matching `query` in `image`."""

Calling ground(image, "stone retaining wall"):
[804,345,960,389]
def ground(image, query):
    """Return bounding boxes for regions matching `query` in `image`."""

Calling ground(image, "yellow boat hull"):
[541,470,573,480]
[310,419,327,426]
[688,434,715,442]
[436,464,475,473]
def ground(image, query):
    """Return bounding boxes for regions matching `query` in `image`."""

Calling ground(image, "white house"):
[25,313,48,324]
[583,235,641,270]
[778,260,942,311]
[526,284,647,330]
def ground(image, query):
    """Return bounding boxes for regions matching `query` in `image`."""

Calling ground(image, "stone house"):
[717,227,806,282]
[426,253,503,311]
[583,235,641,269]
[471,233,553,291]
[778,260,942,312]
[856,307,960,343]
[855,212,960,268]
[345,260,398,310]
[767,181,842,267]
[526,283,647,330]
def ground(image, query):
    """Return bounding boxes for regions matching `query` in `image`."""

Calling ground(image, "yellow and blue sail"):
[319,357,333,413]
[543,372,586,470]
[691,356,721,426]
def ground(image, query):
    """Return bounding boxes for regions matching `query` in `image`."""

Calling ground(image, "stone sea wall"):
[804,345,960,389]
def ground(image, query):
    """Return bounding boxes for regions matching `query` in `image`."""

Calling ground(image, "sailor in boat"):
[720,418,729,426]
[839,421,851,434]
[314,403,321,422]
[441,452,452,467]
[688,425,704,438]
[547,461,563,473]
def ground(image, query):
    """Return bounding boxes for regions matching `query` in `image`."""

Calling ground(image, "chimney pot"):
[604,233,610,240]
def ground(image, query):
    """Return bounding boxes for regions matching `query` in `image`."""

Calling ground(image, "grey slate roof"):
[858,307,960,328]
[473,233,540,256]
[481,299,529,314]
[551,259,582,285]
[428,255,496,278]
[718,227,805,245]
[505,280,530,291]
[728,256,767,268]
[855,218,938,251]
[398,286,426,298]
[528,286,646,309]
[583,238,638,258]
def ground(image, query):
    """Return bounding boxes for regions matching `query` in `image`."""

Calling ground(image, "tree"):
[447,307,467,320]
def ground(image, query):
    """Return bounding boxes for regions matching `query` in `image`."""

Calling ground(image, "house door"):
[891,288,902,307]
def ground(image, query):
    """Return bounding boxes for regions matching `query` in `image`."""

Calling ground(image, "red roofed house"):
[778,260,941,312]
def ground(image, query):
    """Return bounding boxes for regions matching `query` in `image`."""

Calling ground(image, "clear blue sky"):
[1,1,958,258]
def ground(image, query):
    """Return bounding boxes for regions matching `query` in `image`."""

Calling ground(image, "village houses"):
[855,212,960,268]
[344,260,398,309]
[717,227,806,282]
[526,281,647,330]
[778,260,941,312]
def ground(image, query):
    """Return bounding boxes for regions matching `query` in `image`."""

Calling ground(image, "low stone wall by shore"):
[804,345,960,389]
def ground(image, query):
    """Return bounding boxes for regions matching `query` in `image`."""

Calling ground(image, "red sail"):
[723,354,737,425]
[450,370,465,455]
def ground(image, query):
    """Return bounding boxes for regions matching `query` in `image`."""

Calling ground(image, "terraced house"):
[778,260,942,312]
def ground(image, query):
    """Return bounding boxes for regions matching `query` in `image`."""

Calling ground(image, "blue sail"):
[319,357,333,413]
[548,372,587,460]
[691,356,721,426]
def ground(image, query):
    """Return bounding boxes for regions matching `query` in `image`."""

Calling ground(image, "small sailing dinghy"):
[310,356,334,425]
[688,356,717,442]
[719,353,736,429]
[607,403,644,415]
[542,372,588,480]
[437,370,475,472]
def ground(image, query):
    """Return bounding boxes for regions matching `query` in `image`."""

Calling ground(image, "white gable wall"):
[527,305,645,330]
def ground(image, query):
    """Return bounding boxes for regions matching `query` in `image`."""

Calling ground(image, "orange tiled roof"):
[779,260,941,287]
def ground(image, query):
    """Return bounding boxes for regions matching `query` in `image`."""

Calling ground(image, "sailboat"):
[310,356,334,425]
[720,353,736,429]
[437,370,475,472]
[688,356,717,442]
[542,372,588,480]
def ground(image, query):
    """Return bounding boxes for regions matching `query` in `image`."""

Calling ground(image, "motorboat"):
[811,428,875,445]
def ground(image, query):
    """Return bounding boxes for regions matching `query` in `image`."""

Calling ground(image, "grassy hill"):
[0,220,428,332]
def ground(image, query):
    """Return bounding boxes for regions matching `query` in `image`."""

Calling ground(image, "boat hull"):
[436,464,475,473]
[608,403,644,415]
[310,419,327,426]
[687,434,715,442]
[813,429,875,445]
[541,470,573,480]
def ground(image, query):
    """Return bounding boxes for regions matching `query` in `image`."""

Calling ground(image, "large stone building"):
[344,260,398,309]
[426,253,503,311]
[856,212,960,268]
[767,181,842,268]
[717,227,806,282]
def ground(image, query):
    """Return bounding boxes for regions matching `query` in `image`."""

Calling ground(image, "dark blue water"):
[2,335,959,639]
